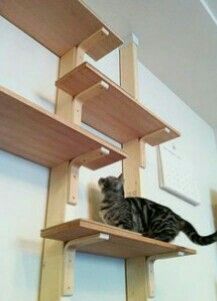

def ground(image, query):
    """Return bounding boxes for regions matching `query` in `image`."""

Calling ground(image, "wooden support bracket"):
[68,147,110,205]
[63,233,110,296]
[146,251,185,298]
[141,127,171,146]
[72,80,109,125]
[79,27,110,60]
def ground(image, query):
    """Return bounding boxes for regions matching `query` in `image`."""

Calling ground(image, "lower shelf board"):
[41,218,196,259]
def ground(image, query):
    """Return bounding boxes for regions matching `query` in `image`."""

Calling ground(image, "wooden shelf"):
[0,86,126,168]
[41,219,196,259]
[56,63,180,145]
[0,0,122,60]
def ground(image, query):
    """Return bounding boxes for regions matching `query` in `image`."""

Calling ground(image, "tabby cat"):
[98,175,217,245]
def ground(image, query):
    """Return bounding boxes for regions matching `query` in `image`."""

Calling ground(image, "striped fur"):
[98,175,217,245]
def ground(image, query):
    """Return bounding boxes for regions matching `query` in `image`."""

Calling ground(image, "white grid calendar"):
[157,144,200,206]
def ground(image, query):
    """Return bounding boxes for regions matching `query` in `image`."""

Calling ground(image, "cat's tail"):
[181,220,217,246]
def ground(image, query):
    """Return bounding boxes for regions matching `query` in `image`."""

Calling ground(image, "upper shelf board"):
[0,0,123,60]
[0,86,126,168]
[56,63,180,145]
[41,219,196,259]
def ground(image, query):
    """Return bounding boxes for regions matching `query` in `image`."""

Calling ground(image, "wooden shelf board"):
[56,63,180,145]
[41,219,196,259]
[0,0,122,59]
[0,86,126,168]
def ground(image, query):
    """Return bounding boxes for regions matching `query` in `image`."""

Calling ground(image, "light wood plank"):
[120,39,147,301]
[56,62,180,144]
[39,48,79,301]
[126,258,149,300]
[0,0,122,59]
[39,162,68,301]
[68,147,110,205]
[72,81,109,125]
[55,47,84,122]
[79,27,109,60]
[0,85,126,168]
[41,218,196,258]
[122,139,142,196]
[120,42,139,99]
[142,127,176,146]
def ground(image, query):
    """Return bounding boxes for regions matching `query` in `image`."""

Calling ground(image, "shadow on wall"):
[210,190,217,229]
[215,281,217,301]
[210,190,217,258]
[88,182,102,222]
[16,239,42,293]
[36,92,56,112]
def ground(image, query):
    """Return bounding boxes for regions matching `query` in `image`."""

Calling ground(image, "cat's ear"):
[118,173,124,183]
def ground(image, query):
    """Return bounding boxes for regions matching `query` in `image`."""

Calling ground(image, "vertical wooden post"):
[120,34,149,301]
[120,36,145,197]
[39,47,84,301]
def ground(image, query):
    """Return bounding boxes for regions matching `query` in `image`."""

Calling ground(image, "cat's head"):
[98,174,124,195]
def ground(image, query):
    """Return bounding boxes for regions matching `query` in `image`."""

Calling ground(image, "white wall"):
[1,13,217,301]
[0,16,56,301]
[214,128,217,145]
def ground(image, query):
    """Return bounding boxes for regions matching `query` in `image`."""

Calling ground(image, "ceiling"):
[84,0,217,131]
